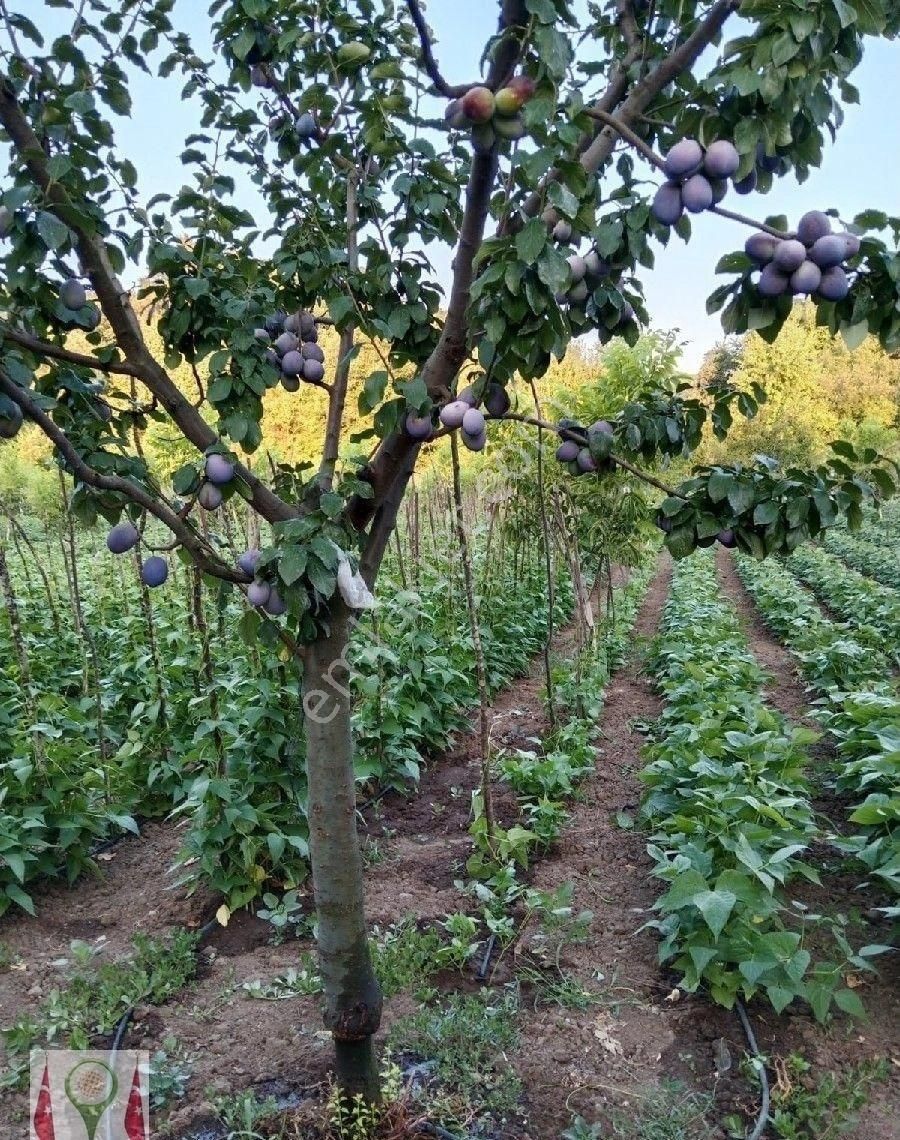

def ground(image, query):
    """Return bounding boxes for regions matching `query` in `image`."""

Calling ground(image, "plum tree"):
[0,0,899,1108]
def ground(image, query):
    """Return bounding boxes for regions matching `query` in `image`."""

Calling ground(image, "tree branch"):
[0,368,252,582]
[710,204,791,240]
[404,0,471,98]
[319,171,359,490]
[0,79,296,525]
[497,412,686,497]
[514,0,741,229]
[0,324,145,378]
[583,108,667,172]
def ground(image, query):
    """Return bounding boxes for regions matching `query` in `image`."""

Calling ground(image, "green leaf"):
[516,218,547,265]
[5,883,35,915]
[693,889,736,938]
[660,869,708,911]
[36,211,70,251]
[833,988,866,1019]
[279,545,308,587]
[727,481,755,515]
[359,370,389,414]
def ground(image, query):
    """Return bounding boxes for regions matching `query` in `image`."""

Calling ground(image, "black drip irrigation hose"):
[736,1000,770,1140]
[105,916,221,1055]
[476,933,496,981]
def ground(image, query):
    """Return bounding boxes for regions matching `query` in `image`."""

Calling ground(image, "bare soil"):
[0,556,897,1140]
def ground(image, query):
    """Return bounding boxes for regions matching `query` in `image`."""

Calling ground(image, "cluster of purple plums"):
[745,212,858,301]
[404,382,511,452]
[651,138,744,223]
[554,419,616,476]
[256,309,326,389]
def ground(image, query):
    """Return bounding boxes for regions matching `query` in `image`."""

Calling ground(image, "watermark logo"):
[30,1051,149,1140]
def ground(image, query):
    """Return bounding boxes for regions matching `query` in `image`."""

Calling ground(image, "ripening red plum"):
[773,239,807,273]
[303,359,326,383]
[682,174,713,213]
[462,408,486,436]
[494,76,535,114]
[817,265,849,301]
[484,383,510,417]
[703,140,740,179]
[461,85,495,124]
[274,331,299,357]
[60,278,87,310]
[796,210,831,245]
[439,400,469,429]
[248,579,271,607]
[790,260,822,294]
[141,556,169,587]
[198,482,223,511]
[651,182,683,226]
[405,412,433,440]
[717,528,737,548]
[238,549,260,576]
[301,343,325,363]
[809,234,846,269]
[663,138,703,179]
[205,454,235,485]
[281,350,304,377]
[757,263,790,297]
[745,233,778,264]
[107,521,139,554]
[556,439,579,463]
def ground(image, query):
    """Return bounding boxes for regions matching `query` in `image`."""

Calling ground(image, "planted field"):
[2,513,899,1139]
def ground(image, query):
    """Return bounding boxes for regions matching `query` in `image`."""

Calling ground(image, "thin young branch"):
[404,0,471,98]
[498,412,686,498]
[0,79,296,526]
[615,0,642,51]
[583,108,667,172]
[710,204,792,240]
[0,369,251,583]
[319,171,359,490]
[0,324,145,378]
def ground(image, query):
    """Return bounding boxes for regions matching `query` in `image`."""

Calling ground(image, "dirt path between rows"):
[716,549,900,1140]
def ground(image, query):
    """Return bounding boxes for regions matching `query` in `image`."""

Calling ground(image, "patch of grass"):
[243,957,323,1000]
[149,1035,194,1110]
[565,1082,714,1140]
[518,964,605,1010]
[211,1090,282,1138]
[387,986,521,1125]
[370,919,445,998]
[1,930,198,1089]
[769,1054,888,1140]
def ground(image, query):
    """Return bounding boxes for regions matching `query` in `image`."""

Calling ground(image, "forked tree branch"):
[0,324,145,378]
[404,0,471,98]
[0,368,253,582]
[497,411,686,497]
[0,79,296,525]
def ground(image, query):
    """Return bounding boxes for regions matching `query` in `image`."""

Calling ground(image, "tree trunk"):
[301,602,382,1102]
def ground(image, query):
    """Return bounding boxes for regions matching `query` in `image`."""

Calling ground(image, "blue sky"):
[38,1,900,370]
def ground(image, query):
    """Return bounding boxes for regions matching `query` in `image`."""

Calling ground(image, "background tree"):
[1,0,899,1103]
